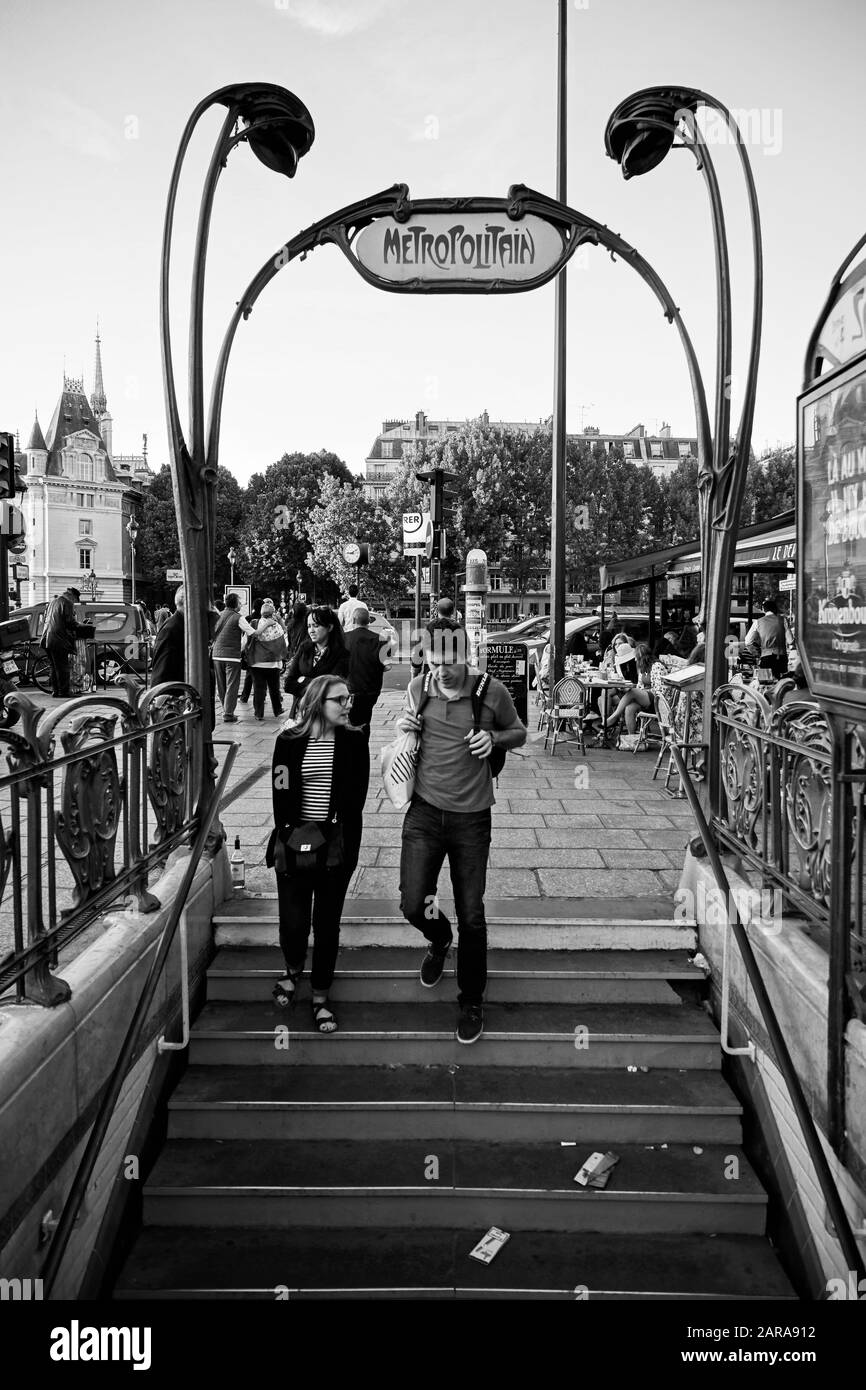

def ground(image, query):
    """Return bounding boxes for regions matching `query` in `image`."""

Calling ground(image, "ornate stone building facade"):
[16,333,153,605]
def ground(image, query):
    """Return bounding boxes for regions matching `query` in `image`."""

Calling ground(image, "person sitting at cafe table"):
[595,641,653,743]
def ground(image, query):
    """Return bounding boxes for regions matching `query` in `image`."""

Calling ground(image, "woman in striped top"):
[266,674,370,1033]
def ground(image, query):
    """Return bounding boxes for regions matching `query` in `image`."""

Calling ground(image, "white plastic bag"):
[380,728,420,809]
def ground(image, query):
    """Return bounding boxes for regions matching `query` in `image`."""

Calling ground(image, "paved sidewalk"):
[216,684,696,905]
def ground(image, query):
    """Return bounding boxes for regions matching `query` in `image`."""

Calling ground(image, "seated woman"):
[596,642,653,741]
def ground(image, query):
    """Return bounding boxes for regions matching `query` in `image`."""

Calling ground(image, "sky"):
[2,0,865,486]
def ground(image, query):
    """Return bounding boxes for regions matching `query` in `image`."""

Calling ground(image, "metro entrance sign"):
[355,212,565,289]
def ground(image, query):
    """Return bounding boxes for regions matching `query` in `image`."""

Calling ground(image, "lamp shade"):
[215,83,315,179]
[605,87,701,179]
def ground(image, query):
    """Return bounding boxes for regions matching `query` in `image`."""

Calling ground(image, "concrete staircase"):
[114,899,795,1300]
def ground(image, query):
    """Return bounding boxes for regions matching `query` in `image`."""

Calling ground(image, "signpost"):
[166,568,184,584]
[224,584,252,617]
[484,642,529,726]
[402,512,433,557]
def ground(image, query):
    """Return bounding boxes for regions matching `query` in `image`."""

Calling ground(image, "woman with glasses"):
[283,606,350,713]
[266,674,370,1034]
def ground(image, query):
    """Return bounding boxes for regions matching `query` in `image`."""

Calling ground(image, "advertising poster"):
[799,360,866,702]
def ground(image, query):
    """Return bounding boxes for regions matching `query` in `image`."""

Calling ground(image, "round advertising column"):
[464,549,488,667]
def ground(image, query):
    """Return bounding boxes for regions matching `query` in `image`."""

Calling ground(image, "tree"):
[135,466,180,602]
[237,450,353,599]
[659,456,701,544]
[403,420,554,600]
[135,464,248,604]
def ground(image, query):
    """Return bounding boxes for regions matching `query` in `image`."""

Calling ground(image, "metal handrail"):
[40,737,239,1297]
[669,740,865,1284]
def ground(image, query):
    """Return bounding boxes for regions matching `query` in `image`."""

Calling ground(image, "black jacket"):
[284,639,350,695]
[43,593,85,653]
[266,724,370,874]
[345,628,385,698]
[150,611,185,686]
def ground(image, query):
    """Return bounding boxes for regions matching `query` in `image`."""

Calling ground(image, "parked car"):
[6,601,156,688]
[367,613,399,647]
[481,610,654,670]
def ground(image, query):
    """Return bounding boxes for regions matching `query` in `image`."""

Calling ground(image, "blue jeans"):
[399,795,492,1007]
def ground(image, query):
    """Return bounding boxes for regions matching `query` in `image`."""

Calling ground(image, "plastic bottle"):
[230,835,245,890]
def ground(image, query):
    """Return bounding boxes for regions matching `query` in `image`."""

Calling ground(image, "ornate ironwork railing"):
[0,681,204,1007]
[712,679,865,980]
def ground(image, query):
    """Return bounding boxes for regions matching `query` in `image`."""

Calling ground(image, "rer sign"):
[356,213,566,288]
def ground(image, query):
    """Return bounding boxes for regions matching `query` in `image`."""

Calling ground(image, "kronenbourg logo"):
[49,1320,152,1371]
[355,212,565,285]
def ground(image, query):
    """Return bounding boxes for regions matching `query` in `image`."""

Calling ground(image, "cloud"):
[32,92,122,164]
[278,0,403,37]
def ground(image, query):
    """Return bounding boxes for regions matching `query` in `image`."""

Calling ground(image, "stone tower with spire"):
[91,325,113,458]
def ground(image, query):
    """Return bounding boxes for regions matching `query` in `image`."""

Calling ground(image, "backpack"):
[415,669,507,779]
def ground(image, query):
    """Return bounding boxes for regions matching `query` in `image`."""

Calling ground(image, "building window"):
[79,456,94,481]
[622,442,635,457]
[678,442,692,457]
[86,494,94,508]
[79,519,93,535]
[380,441,394,458]
[79,548,92,570]
[651,442,664,457]
[75,492,85,507]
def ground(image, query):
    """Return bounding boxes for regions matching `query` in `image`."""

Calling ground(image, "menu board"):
[798,357,866,706]
[484,642,529,725]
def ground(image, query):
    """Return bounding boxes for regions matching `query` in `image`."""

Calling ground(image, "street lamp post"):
[228,546,237,586]
[159,84,315,819]
[605,87,763,817]
[126,517,138,606]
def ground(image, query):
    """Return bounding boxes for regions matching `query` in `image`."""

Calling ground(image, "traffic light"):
[441,478,458,524]
[0,434,14,500]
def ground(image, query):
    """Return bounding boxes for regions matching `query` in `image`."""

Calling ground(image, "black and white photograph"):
[0,0,864,1362]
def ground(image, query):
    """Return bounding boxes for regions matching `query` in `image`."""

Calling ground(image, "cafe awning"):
[667,511,795,577]
[601,510,796,591]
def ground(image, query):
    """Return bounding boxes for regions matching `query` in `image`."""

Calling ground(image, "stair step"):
[215,918,696,952]
[168,1065,743,1143]
[115,1227,796,1300]
[188,1000,721,1069]
[142,1139,766,1235]
[207,947,706,1004]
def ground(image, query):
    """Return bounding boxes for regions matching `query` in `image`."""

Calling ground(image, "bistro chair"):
[544,676,588,756]
[633,693,663,755]
[651,692,678,791]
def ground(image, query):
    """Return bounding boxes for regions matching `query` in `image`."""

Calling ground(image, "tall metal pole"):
[549,0,568,684]
[414,556,422,634]
[131,540,136,606]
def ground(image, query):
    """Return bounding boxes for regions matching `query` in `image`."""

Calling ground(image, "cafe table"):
[578,667,630,748]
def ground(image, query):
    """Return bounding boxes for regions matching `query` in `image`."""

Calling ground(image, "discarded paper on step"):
[469,1227,511,1263]
[574,1150,620,1189]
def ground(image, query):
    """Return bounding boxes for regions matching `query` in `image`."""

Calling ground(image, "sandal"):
[272,969,301,1008]
[312,999,338,1034]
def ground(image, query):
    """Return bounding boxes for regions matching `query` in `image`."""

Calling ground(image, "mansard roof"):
[44,383,118,482]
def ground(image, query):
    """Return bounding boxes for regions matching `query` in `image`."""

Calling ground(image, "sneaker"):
[223,714,238,722]
[456,1004,484,1045]
[420,941,452,987]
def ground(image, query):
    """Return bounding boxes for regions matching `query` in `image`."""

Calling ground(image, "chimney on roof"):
[659,422,671,439]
